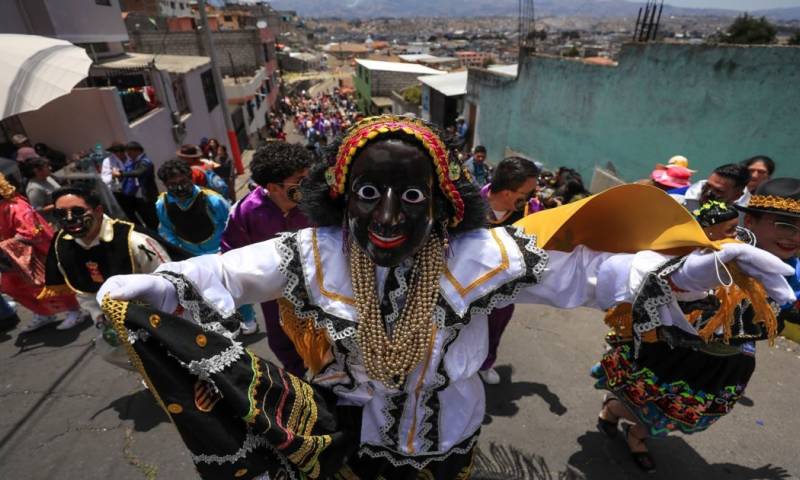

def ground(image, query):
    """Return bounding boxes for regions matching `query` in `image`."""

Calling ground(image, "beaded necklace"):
[351,233,444,389]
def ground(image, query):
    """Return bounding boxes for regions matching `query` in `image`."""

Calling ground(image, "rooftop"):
[398,53,438,62]
[487,64,518,76]
[355,59,444,75]
[94,53,209,74]
[418,71,468,97]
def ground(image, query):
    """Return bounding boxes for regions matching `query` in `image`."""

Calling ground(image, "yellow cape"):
[515,184,719,254]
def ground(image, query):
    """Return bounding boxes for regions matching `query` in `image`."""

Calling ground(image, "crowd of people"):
[1,107,798,478]
[275,88,361,157]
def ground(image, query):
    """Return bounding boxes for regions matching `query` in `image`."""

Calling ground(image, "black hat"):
[176,144,203,159]
[126,141,144,151]
[107,142,126,152]
[736,177,800,218]
[693,200,738,227]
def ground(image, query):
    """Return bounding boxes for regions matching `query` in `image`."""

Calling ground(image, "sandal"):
[622,424,656,473]
[596,396,619,438]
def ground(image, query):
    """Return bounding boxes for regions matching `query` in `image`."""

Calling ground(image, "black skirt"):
[592,341,755,437]
[104,300,476,479]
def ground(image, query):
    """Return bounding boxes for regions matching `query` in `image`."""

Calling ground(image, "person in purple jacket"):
[478,156,541,384]
[221,142,312,376]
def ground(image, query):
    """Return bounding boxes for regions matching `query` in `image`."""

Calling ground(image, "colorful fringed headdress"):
[328,115,465,227]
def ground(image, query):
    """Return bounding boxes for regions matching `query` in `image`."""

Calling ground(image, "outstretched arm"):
[519,243,794,308]
[97,236,289,316]
[516,243,795,336]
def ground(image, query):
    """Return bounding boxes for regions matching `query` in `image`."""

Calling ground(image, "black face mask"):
[347,140,435,268]
[57,211,96,238]
[168,183,194,199]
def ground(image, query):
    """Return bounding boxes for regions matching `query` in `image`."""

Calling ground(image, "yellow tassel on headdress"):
[277,298,332,375]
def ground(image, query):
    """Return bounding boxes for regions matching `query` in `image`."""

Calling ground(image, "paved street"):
[1,301,798,479]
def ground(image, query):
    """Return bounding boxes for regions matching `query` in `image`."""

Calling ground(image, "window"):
[201,70,218,112]
[95,0,112,5]
[170,2,176,10]
[172,76,190,114]
[263,43,270,63]
[224,15,233,22]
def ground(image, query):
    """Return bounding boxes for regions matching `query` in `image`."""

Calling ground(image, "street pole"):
[197,0,244,174]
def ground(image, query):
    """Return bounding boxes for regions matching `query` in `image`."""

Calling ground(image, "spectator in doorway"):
[670,163,751,212]
[741,155,775,194]
[464,145,492,187]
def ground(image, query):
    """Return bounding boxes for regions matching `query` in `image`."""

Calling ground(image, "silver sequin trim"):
[191,432,266,465]
[176,341,245,380]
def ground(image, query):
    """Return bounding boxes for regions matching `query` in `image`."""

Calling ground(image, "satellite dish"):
[257,20,267,29]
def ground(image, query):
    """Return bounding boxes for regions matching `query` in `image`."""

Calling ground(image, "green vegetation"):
[722,14,777,45]
[402,84,421,105]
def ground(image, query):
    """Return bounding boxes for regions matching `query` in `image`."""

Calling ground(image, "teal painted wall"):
[474,43,800,182]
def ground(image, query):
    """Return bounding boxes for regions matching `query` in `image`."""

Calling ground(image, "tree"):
[722,14,777,45]
[563,46,580,58]
[402,85,421,105]
[789,31,800,45]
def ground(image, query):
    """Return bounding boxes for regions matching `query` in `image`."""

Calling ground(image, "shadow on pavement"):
[12,320,93,354]
[96,389,169,433]
[0,315,20,343]
[567,431,793,479]
[483,365,567,425]
[474,443,580,480]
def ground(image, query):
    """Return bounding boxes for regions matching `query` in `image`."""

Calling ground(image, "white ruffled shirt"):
[154,226,682,466]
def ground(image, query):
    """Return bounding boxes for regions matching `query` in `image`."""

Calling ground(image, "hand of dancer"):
[96,274,178,313]
[670,243,795,304]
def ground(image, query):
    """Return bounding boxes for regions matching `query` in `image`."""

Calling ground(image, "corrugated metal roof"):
[398,54,437,62]
[355,59,444,75]
[95,53,209,74]
[418,71,468,97]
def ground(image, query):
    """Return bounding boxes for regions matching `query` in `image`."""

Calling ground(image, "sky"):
[664,0,799,9]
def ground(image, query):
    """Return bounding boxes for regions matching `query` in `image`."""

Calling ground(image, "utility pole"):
[197,0,243,174]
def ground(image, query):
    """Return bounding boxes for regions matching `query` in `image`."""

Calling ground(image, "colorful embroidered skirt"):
[103,300,475,480]
[592,342,755,437]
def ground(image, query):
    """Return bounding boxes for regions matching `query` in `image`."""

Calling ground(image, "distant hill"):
[753,6,800,20]
[262,0,800,20]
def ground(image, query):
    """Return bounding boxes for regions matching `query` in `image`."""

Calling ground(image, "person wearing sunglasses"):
[477,156,541,384]
[669,163,751,212]
[739,177,800,342]
[220,142,312,370]
[155,159,231,258]
[40,186,169,331]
